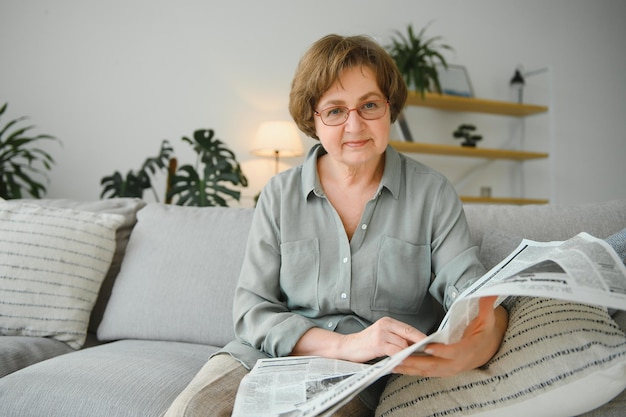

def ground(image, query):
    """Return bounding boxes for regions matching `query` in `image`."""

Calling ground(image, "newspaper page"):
[231,356,370,417]
[462,231,626,310]
[430,232,626,347]
[232,232,626,417]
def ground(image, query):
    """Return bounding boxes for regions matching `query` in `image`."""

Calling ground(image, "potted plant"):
[100,128,248,207]
[386,23,453,97]
[0,102,60,199]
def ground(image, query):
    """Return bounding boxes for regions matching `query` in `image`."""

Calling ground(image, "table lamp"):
[251,121,304,174]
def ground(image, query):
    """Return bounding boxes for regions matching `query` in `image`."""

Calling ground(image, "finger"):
[393,354,450,377]
[382,332,412,352]
[388,321,427,344]
[478,295,498,315]
[472,296,497,331]
[420,342,457,360]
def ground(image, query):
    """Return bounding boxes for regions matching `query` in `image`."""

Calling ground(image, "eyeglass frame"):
[314,100,390,126]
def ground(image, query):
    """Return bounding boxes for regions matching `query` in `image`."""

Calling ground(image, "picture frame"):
[435,64,474,97]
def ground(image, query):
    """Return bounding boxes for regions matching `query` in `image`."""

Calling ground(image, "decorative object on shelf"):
[101,129,248,207]
[509,65,549,104]
[510,66,525,103]
[435,64,474,97]
[0,102,60,199]
[251,120,304,174]
[453,124,482,147]
[386,22,453,97]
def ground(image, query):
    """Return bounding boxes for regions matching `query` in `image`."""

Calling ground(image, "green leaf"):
[0,102,60,199]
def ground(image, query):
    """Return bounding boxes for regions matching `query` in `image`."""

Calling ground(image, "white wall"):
[1,0,624,207]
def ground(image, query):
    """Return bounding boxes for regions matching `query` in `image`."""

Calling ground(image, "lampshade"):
[251,121,304,158]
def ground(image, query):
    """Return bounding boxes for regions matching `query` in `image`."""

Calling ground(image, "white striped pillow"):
[376,297,626,417]
[0,203,124,349]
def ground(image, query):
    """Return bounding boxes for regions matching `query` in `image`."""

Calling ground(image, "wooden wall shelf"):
[406,91,548,117]
[389,141,548,161]
[399,90,550,205]
[459,196,549,205]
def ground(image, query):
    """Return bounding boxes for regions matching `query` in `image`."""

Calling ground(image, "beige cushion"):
[11,198,147,332]
[376,297,626,417]
[0,202,124,349]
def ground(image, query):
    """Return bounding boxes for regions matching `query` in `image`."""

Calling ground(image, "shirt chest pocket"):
[372,236,431,314]
[280,239,320,310]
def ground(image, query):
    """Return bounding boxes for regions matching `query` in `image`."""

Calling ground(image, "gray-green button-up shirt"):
[224,144,485,368]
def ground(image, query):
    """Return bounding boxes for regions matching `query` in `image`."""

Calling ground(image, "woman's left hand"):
[393,296,508,377]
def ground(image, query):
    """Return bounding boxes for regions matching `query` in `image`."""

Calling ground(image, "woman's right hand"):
[291,317,427,363]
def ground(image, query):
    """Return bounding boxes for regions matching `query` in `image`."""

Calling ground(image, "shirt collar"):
[301,143,401,200]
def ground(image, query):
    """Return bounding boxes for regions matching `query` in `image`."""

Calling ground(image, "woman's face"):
[314,65,390,169]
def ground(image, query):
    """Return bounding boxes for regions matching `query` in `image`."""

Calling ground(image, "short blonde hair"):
[289,34,408,139]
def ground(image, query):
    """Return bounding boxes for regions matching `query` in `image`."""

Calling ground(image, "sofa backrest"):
[464,198,626,247]
[463,198,626,274]
[13,197,624,348]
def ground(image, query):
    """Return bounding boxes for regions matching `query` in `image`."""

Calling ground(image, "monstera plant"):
[0,102,60,199]
[168,129,248,206]
[100,140,174,201]
[100,128,248,207]
[386,23,453,97]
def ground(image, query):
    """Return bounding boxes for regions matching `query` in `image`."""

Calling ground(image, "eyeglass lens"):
[317,100,388,126]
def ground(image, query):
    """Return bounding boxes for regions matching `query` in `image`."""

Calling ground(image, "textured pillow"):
[97,203,254,347]
[0,203,124,349]
[375,297,626,417]
[7,198,147,333]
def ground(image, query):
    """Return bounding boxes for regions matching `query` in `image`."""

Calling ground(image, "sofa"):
[0,197,624,417]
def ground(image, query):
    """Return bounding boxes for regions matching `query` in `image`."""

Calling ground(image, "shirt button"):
[327,322,333,328]
[342,257,348,264]
[340,292,347,299]
[361,224,367,230]
[447,285,459,300]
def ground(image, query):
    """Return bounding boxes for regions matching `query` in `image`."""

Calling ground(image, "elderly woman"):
[165,34,509,417]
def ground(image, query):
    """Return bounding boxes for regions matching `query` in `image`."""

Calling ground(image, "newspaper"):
[232,232,626,417]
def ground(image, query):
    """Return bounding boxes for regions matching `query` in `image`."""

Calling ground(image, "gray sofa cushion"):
[97,203,254,346]
[0,339,217,417]
[0,336,73,378]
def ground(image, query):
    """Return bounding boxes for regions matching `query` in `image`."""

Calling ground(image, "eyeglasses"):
[314,100,389,126]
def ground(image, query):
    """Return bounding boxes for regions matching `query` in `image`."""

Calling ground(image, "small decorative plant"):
[100,128,248,207]
[0,102,60,199]
[453,124,482,147]
[387,23,453,97]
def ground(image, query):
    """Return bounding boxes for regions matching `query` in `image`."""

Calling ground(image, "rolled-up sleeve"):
[427,181,486,310]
